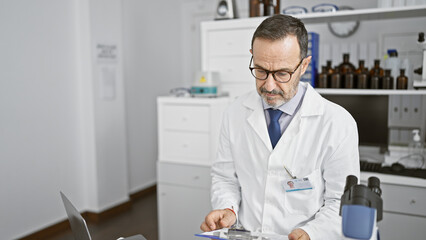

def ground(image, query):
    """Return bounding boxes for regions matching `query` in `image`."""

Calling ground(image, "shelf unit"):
[201,5,426,30]
[316,89,426,95]
[291,5,426,24]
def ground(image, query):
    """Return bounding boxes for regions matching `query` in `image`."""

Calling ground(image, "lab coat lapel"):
[243,92,272,151]
[274,83,324,150]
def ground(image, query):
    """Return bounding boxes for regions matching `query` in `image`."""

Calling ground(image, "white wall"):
[0,0,130,238]
[122,0,185,193]
[0,1,86,238]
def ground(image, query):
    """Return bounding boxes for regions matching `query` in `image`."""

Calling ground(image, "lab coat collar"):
[242,82,324,117]
[299,82,324,117]
[242,82,324,151]
[243,91,271,150]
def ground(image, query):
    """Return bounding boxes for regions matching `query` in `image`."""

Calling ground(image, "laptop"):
[60,191,146,240]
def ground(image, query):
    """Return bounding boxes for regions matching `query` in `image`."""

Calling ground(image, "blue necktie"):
[267,108,283,149]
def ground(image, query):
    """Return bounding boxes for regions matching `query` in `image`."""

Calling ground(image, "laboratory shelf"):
[201,5,426,31]
[316,89,426,96]
[296,5,426,24]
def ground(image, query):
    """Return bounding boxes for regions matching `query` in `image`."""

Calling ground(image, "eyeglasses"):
[249,56,304,83]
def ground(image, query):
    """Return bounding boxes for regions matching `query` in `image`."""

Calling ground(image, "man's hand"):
[200,209,236,232]
[288,228,310,240]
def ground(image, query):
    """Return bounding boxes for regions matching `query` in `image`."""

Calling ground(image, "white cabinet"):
[157,96,229,240]
[157,162,211,240]
[157,96,230,166]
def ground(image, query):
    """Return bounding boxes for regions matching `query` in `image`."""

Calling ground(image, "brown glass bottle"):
[338,53,356,74]
[369,59,384,77]
[326,60,334,84]
[370,68,381,89]
[355,60,368,74]
[331,67,341,88]
[396,69,408,89]
[356,60,369,89]
[344,69,355,89]
[318,66,328,88]
[382,69,393,89]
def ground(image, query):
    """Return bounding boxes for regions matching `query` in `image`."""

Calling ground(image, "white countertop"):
[361,171,426,188]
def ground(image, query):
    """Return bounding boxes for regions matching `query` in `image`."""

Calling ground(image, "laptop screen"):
[60,191,92,240]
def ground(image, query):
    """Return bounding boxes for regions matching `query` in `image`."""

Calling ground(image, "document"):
[195,228,288,240]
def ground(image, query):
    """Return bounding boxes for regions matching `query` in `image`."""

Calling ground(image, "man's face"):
[251,36,311,108]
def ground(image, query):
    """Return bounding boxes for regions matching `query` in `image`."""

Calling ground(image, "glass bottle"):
[396,69,408,89]
[338,53,356,74]
[382,69,393,89]
[326,60,334,84]
[355,60,368,89]
[344,69,355,89]
[355,60,368,74]
[370,68,381,89]
[331,67,341,88]
[369,59,384,77]
[318,66,328,88]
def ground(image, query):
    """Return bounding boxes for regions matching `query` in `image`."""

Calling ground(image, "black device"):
[339,175,383,239]
[215,0,238,20]
[340,175,383,221]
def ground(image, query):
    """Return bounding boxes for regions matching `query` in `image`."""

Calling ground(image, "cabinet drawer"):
[207,29,253,56]
[162,104,209,132]
[161,131,210,163]
[381,183,426,217]
[158,162,211,189]
[209,56,252,83]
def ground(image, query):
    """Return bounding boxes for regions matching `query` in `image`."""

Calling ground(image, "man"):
[200,15,360,240]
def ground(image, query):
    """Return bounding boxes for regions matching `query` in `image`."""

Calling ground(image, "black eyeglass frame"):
[248,55,305,83]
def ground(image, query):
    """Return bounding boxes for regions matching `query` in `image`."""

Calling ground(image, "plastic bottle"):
[409,129,425,168]
[384,49,400,87]
[382,69,393,89]
[396,69,408,89]
[318,66,328,88]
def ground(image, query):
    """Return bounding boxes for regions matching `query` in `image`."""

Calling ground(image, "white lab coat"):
[211,82,360,240]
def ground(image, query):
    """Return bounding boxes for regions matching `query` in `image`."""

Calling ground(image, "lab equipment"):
[340,175,383,240]
[282,6,308,15]
[312,3,338,13]
[191,71,220,97]
[215,0,238,20]
[413,32,426,88]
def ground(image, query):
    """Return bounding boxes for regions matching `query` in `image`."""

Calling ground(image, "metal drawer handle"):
[410,199,416,205]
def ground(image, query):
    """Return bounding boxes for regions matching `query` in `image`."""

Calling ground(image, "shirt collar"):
[262,82,307,116]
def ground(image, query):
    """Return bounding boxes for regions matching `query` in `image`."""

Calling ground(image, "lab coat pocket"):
[283,169,324,216]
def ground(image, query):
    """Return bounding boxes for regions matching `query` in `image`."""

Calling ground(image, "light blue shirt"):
[262,82,307,135]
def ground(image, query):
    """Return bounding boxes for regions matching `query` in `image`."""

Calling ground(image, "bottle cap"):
[387,49,398,57]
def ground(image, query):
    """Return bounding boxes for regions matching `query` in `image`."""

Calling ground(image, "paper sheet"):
[195,228,288,240]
